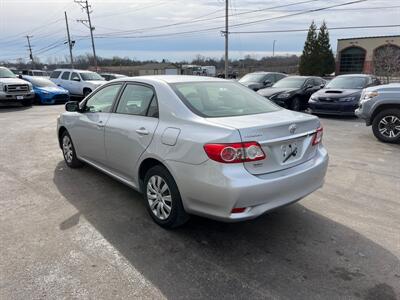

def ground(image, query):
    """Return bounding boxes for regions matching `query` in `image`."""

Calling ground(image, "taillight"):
[312,127,323,145]
[203,142,266,163]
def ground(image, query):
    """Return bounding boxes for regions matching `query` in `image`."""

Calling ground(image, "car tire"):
[372,109,400,143]
[22,99,32,107]
[61,131,83,168]
[144,165,189,228]
[83,89,92,98]
[290,97,301,111]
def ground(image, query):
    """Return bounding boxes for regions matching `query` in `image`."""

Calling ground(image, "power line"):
[87,0,371,40]
[228,0,368,29]
[92,0,321,37]
[229,24,400,34]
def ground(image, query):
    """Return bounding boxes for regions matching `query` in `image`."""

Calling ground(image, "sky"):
[0,0,399,63]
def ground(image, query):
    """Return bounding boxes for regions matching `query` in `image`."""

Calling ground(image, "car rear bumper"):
[167,146,328,222]
[308,101,358,115]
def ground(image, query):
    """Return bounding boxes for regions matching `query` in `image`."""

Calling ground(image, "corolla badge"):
[288,124,297,134]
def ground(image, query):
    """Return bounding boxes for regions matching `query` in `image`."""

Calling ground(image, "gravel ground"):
[0,104,399,300]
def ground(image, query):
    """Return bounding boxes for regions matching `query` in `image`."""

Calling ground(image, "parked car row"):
[239,72,399,143]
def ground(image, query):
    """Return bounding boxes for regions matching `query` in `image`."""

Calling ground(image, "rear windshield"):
[326,76,368,89]
[170,81,280,118]
[239,73,265,83]
[26,77,57,87]
[273,77,306,88]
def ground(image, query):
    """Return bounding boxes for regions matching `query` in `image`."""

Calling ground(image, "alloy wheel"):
[146,175,172,220]
[62,135,74,163]
[378,115,400,138]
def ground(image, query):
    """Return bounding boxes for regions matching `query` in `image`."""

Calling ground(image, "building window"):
[374,44,400,78]
[339,47,366,74]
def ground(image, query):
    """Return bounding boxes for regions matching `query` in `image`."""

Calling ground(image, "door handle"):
[97,121,105,128]
[136,127,149,135]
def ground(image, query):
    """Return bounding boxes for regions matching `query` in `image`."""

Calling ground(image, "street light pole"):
[273,40,277,57]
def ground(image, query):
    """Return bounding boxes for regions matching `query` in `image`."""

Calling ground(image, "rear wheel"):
[290,97,301,111]
[372,109,400,143]
[144,165,189,228]
[61,131,83,168]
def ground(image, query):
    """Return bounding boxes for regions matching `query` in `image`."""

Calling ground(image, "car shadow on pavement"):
[53,161,399,300]
[0,105,31,112]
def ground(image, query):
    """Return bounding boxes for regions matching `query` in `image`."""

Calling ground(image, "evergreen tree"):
[299,21,318,75]
[317,21,336,76]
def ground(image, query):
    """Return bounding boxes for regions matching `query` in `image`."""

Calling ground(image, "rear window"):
[50,71,61,79]
[170,81,280,118]
[61,72,70,80]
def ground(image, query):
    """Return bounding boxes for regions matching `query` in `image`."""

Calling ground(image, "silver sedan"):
[57,76,328,228]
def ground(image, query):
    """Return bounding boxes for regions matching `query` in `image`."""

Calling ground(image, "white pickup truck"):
[0,67,34,106]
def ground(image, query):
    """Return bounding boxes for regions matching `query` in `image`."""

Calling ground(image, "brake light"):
[204,142,266,163]
[231,207,247,213]
[312,127,323,145]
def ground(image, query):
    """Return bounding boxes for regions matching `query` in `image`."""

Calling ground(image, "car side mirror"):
[305,84,313,90]
[72,77,80,82]
[320,84,325,88]
[65,101,80,112]
[264,80,272,87]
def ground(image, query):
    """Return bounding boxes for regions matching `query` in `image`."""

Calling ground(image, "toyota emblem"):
[289,124,297,134]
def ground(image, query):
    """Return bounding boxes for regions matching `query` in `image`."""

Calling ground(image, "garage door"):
[165,68,178,75]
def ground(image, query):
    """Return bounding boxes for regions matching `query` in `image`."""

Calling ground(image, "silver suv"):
[356,83,400,143]
[0,66,34,106]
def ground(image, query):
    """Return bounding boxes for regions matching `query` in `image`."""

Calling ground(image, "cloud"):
[0,0,398,61]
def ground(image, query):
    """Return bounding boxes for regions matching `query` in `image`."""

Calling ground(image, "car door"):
[104,83,159,182]
[69,72,81,95]
[59,71,71,91]
[70,83,123,166]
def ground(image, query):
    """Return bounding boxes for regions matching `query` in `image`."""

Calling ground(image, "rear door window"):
[61,72,70,80]
[116,84,156,116]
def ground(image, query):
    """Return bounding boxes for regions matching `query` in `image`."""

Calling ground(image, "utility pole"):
[224,0,229,79]
[273,40,277,57]
[64,11,74,68]
[75,0,97,70]
[26,35,34,67]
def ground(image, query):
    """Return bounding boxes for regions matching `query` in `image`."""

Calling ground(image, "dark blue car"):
[308,74,381,116]
[22,76,70,104]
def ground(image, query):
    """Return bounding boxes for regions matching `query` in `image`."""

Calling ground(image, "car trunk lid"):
[207,110,320,175]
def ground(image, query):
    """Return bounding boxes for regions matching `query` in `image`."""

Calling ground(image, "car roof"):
[53,69,94,73]
[337,74,373,77]
[247,71,286,75]
[112,75,228,84]
[282,76,319,79]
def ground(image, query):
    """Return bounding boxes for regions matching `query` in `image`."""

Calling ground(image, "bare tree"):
[374,44,400,83]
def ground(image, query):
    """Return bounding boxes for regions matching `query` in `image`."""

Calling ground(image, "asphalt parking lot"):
[0,104,399,300]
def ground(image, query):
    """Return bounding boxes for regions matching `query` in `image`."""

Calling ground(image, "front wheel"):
[372,109,400,143]
[144,165,189,228]
[290,97,301,111]
[83,89,92,98]
[61,131,83,168]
